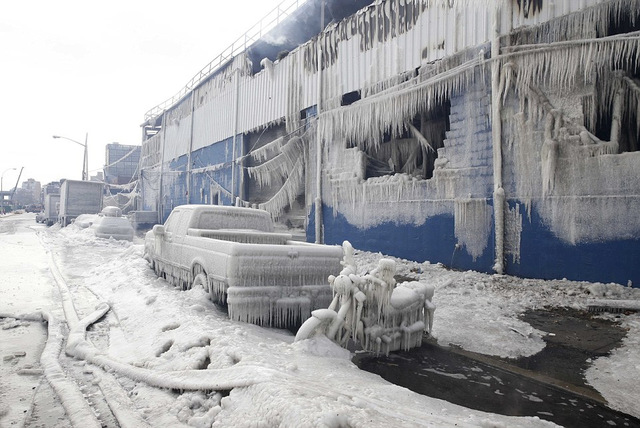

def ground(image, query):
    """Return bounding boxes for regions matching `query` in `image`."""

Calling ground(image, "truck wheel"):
[192,273,211,297]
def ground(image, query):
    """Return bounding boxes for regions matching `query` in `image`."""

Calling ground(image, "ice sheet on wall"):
[501,23,640,247]
[454,198,492,261]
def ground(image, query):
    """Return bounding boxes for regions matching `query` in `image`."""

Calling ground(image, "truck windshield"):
[164,210,182,232]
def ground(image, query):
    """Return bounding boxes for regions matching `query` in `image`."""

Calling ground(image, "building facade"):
[104,143,141,185]
[139,0,640,287]
[14,178,41,206]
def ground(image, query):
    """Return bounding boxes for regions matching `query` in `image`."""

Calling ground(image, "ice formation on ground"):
[4,213,640,426]
[295,241,435,355]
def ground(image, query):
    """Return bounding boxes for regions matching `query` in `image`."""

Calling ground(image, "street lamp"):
[53,133,88,181]
[1,167,16,192]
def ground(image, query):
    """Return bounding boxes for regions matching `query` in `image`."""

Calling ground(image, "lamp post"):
[1,167,16,192]
[53,133,88,180]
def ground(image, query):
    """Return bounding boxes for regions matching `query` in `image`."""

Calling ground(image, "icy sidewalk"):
[0,215,63,426]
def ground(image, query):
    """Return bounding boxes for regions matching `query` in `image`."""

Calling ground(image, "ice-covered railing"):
[144,0,307,122]
[295,241,436,355]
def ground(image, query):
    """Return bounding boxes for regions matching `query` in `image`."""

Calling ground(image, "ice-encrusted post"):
[158,111,168,223]
[187,91,196,204]
[314,1,325,244]
[491,1,506,274]
[231,67,241,202]
[610,73,625,150]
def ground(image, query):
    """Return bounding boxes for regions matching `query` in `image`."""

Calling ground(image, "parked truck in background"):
[58,179,104,226]
[43,193,60,226]
[144,204,343,328]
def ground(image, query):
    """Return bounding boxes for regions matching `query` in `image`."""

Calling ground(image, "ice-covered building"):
[139,0,640,287]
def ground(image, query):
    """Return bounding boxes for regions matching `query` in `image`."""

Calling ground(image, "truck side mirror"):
[153,224,165,236]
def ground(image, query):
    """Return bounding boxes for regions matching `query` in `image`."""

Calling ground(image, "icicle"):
[454,198,492,261]
[499,62,516,105]
[504,203,523,264]
[247,137,304,187]
[258,157,305,219]
[504,35,640,99]
[319,53,486,151]
[406,122,435,153]
[540,137,559,196]
[249,136,285,162]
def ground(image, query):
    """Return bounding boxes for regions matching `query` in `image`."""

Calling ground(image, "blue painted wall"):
[506,201,640,286]
[310,203,496,274]
[158,135,244,222]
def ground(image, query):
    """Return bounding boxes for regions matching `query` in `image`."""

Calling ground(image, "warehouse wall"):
[140,0,640,286]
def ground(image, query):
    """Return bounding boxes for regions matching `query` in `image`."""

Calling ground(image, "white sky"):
[0,0,285,188]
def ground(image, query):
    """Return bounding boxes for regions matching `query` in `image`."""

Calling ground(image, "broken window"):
[358,99,451,180]
[583,65,640,154]
[585,10,640,153]
[341,90,361,106]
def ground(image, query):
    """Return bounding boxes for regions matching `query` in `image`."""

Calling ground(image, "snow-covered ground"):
[1,212,639,427]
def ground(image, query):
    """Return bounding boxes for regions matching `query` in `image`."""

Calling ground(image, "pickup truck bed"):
[188,228,292,245]
[144,205,343,328]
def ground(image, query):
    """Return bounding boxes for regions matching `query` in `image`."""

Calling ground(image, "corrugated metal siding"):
[141,165,161,212]
[192,85,235,152]
[163,94,193,161]
[237,59,290,132]
[155,0,608,162]
[140,132,162,169]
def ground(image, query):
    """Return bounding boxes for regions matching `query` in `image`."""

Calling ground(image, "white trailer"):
[59,179,104,226]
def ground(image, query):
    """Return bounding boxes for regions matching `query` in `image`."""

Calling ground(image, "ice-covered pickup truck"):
[144,205,343,327]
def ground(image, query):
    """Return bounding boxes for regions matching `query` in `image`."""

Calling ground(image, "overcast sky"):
[0,0,285,188]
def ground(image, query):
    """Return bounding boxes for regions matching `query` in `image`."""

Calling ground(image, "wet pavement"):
[353,308,640,428]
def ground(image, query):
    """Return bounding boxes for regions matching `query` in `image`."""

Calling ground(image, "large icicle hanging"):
[258,157,305,219]
[248,136,285,163]
[246,131,308,219]
[454,198,493,261]
[319,54,485,151]
[247,136,305,187]
[622,75,640,141]
[502,35,640,101]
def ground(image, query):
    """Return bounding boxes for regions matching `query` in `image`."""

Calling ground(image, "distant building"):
[17,178,41,206]
[104,143,140,185]
[0,191,11,211]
